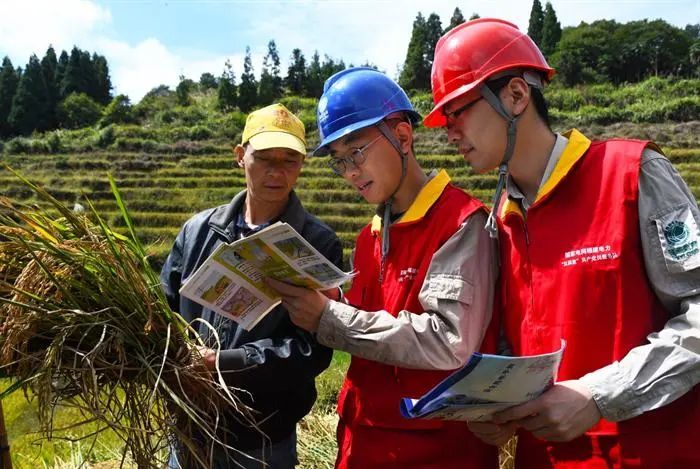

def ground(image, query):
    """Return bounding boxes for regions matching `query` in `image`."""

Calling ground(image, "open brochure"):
[400,341,565,422]
[179,221,353,331]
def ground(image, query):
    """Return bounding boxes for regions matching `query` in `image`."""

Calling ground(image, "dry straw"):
[0,168,257,468]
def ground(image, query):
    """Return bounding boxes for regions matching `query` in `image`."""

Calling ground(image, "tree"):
[305,51,324,98]
[199,72,218,90]
[91,53,112,105]
[238,47,258,112]
[0,57,20,137]
[100,94,134,126]
[259,40,283,104]
[469,13,481,20]
[445,7,466,33]
[60,47,87,98]
[41,46,59,128]
[217,59,237,111]
[551,20,620,85]
[56,50,69,90]
[286,48,307,95]
[541,2,562,57]
[9,54,50,134]
[424,13,443,80]
[176,75,195,106]
[528,0,545,46]
[399,12,428,91]
[321,55,345,80]
[57,92,103,129]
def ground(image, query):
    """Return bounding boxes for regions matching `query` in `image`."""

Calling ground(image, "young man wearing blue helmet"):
[267,68,499,468]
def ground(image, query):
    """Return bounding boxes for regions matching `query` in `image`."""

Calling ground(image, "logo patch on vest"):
[654,204,700,273]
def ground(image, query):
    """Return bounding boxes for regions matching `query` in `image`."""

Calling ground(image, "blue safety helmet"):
[313,67,421,156]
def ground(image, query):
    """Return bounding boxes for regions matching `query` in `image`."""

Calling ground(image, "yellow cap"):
[241,103,306,155]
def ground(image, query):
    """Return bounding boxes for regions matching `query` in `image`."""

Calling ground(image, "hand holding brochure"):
[400,341,565,422]
[179,222,352,331]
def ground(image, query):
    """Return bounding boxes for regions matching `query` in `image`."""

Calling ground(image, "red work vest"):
[499,130,700,468]
[338,171,498,468]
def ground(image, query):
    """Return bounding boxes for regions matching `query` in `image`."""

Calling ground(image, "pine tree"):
[41,46,59,128]
[445,7,466,33]
[285,48,307,95]
[92,54,112,105]
[238,47,258,113]
[259,40,283,104]
[0,57,20,137]
[61,47,87,98]
[541,2,562,57]
[56,50,69,92]
[528,0,545,46]
[305,51,324,98]
[469,13,481,20]
[217,59,238,111]
[400,12,428,91]
[9,54,50,134]
[424,13,443,82]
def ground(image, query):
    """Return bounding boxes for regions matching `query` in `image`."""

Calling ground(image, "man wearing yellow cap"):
[161,103,342,468]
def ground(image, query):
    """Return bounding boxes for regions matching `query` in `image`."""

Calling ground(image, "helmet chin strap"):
[376,120,408,278]
[480,85,521,238]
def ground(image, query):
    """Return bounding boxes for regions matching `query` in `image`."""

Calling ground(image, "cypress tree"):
[9,54,50,134]
[305,51,323,98]
[217,59,238,111]
[238,47,258,113]
[92,54,112,105]
[541,2,562,56]
[41,46,59,128]
[528,0,545,46]
[445,7,466,33]
[285,48,307,95]
[424,13,443,84]
[0,57,20,137]
[259,40,282,104]
[399,12,427,91]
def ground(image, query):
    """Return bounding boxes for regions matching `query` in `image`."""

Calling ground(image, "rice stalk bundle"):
[0,168,255,468]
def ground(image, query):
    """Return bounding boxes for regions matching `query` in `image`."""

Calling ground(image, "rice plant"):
[0,167,255,468]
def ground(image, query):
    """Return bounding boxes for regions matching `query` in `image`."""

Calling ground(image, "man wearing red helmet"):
[425,18,700,468]
[268,67,500,467]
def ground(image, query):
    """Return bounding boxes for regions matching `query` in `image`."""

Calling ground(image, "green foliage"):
[444,7,465,34]
[286,48,307,96]
[199,72,218,90]
[100,94,134,126]
[58,92,103,129]
[97,124,116,148]
[217,59,237,111]
[176,75,195,106]
[541,2,562,57]
[0,57,19,137]
[258,40,282,105]
[528,0,544,46]
[400,13,428,91]
[8,54,50,135]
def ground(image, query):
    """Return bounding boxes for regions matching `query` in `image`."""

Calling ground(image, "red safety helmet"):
[424,18,555,128]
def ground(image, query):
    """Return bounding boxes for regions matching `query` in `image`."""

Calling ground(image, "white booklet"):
[400,341,565,422]
[179,221,352,331]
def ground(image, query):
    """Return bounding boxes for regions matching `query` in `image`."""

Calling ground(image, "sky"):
[0,0,698,102]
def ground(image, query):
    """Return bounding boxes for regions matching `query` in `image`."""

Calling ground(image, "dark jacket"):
[160,189,341,449]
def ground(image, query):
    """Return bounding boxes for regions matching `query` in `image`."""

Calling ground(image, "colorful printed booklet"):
[179,221,352,330]
[400,341,565,422]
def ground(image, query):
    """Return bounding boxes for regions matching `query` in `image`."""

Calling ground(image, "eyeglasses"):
[328,134,383,176]
[443,97,483,125]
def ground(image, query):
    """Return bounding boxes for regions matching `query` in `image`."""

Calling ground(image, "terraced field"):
[2,126,700,272]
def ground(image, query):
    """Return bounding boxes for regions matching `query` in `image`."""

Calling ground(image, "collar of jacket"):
[208,189,306,242]
[370,169,451,234]
[501,129,592,219]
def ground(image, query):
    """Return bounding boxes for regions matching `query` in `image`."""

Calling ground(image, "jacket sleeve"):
[212,231,342,393]
[580,148,700,421]
[215,318,333,394]
[316,210,497,370]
